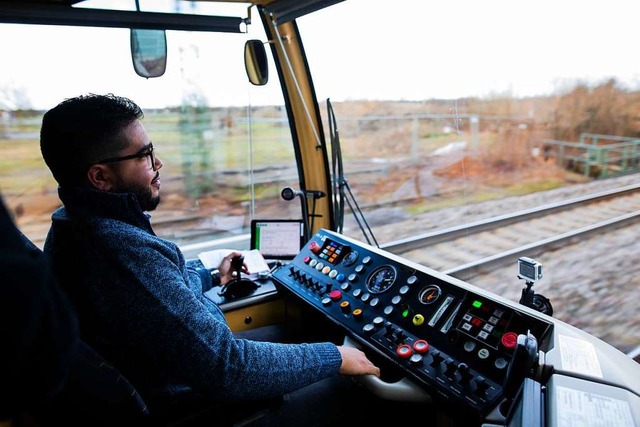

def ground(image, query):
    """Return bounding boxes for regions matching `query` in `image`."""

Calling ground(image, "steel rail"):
[443,210,640,281]
[380,182,640,254]
[177,183,640,258]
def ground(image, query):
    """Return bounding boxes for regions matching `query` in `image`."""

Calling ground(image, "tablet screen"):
[250,219,305,260]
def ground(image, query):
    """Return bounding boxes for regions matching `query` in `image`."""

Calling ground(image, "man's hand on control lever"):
[337,346,381,377]
[218,251,248,285]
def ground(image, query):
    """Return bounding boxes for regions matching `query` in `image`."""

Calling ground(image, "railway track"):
[175,182,640,262]
[380,182,640,281]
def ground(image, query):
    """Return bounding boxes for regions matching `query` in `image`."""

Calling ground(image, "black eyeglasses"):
[92,143,157,171]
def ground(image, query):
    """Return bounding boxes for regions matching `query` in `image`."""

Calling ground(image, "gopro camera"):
[518,257,543,283]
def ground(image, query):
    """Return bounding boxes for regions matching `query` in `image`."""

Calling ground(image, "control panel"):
[272,229,553,418]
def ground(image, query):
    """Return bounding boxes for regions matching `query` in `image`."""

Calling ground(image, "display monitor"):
[250,219,305,261]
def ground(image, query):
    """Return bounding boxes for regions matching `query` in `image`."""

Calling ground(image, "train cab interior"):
[1,0,640,426]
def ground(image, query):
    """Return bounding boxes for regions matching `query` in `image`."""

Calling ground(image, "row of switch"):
[365,318,493,397]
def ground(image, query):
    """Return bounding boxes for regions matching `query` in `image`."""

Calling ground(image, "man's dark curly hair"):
[40,93,144,187]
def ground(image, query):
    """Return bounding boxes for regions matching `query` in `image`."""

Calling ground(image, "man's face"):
[102,120,164,211]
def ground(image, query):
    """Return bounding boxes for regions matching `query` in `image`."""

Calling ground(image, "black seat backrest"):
[0,196,149,425]
[22,252,150,426]
[36,340,150,426]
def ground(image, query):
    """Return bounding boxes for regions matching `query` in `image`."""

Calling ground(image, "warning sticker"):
[559,335,603,378]
[556,386,634,427]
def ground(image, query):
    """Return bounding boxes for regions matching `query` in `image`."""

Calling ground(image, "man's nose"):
[154,155,163,170]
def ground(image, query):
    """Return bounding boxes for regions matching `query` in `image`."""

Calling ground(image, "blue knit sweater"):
[43,186,341,402]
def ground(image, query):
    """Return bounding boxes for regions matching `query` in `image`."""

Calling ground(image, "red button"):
[501,332,518,349]
[329,290,342,301]
[413,339,429,353]
[396,344,413,358]
[308,241,321,254]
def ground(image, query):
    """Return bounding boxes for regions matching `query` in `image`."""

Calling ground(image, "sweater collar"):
[57,185,153,232]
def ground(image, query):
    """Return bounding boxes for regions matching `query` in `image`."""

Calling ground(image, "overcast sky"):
[1,0,639,109]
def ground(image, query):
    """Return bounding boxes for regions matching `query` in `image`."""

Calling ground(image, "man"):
[40,94,425,425]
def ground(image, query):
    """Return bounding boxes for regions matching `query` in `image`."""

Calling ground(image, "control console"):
[272,229,553,419]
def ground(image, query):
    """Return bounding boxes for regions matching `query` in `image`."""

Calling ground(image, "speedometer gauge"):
[366,265,397,294]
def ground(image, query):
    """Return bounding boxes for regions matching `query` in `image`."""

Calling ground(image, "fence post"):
[471,115,480,154]
[411,117,419,164]
[601,148,608,177]
[584,147,592,177]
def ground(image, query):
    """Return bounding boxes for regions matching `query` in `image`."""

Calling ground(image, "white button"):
[494,358,508,369]
[478,348,490,359]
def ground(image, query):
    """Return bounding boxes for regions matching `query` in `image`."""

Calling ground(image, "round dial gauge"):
[366,265,397,294]
[418,285,441,305]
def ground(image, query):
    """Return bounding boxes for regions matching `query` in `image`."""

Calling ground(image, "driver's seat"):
[7,217,278,426]
[8,233,150,425]
[33,341,150,426]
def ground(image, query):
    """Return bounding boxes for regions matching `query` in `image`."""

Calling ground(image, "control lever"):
[218,255,259,299]
[501,331,539,414]
[342,336,431,403]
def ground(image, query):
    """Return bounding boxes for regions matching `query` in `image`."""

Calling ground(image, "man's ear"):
[86,164,114,191]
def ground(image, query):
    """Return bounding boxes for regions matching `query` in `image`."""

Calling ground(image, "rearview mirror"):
[130,29,167,78]
[244,39,268,86]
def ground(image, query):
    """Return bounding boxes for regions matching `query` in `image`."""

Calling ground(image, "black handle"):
[231,255,245,276]
[503,331,538,401]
